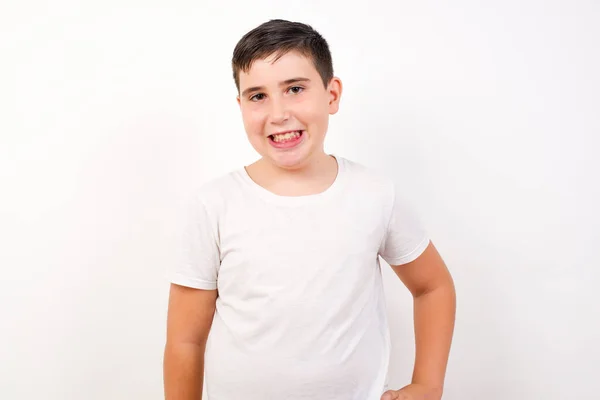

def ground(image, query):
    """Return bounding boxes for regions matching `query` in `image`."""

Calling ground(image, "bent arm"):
[391,241,456,396]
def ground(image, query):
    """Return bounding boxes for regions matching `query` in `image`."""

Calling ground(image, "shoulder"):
[186,168,247,214]
[338,156,422,222]
[338,156,396,199]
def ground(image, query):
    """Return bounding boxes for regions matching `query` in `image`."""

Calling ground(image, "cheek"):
[242,108,265,133]
[300,100,329,128]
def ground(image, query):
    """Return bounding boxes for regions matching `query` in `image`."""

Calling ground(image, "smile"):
[268,130,305,149]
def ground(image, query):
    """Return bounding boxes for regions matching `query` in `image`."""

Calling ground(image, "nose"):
[268,97,289,125]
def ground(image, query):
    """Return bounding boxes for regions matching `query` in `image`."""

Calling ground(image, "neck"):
[246,152,339,197]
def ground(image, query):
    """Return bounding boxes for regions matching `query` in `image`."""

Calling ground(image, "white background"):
[1,1,599,399]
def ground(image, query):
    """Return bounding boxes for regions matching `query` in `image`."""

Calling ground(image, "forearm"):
[164,342,205,400]
[411,280,456,393]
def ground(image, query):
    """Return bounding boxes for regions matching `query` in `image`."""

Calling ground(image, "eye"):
[250,93,266,102]
[288,86,304,94]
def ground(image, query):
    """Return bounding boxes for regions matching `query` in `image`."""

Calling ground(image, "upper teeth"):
[273,131,301,142]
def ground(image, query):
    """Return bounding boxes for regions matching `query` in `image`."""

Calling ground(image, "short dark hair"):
[232,19,334,92]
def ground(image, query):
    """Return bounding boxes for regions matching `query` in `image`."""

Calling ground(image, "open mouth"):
[268,130,304,148]
[269,130,304,143]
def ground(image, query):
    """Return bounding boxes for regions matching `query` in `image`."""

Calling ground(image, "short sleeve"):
[379,185,430,266]
[169,194,220,290]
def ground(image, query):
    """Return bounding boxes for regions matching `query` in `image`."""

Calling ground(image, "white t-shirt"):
[170,156,430,400]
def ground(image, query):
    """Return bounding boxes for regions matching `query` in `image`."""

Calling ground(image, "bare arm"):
[391,241,456,398]
[163,283,217,400]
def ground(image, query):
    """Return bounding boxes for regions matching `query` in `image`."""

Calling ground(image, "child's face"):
[237,51,342,170]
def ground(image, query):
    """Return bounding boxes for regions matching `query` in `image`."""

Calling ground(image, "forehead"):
[238,51,319,89]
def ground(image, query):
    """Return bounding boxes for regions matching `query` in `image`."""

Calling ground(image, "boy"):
[164,19,456,400]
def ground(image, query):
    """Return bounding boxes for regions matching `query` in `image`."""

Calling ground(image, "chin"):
[267,150,313,170]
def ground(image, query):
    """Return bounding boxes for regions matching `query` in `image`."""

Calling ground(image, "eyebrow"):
[241,77,311,97]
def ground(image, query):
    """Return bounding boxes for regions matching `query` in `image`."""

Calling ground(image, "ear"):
[327,77,343,115]
[236,95,241,108]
